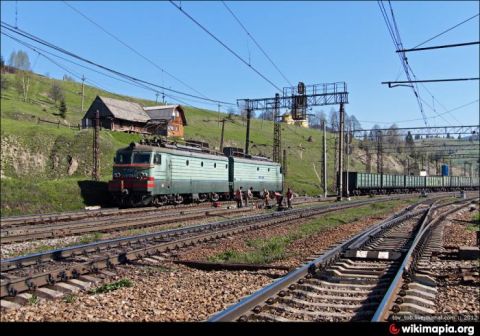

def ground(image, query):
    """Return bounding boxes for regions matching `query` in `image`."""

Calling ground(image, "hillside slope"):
[0,70,472,215]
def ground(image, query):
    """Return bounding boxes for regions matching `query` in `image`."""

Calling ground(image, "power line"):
[382,78,480,85]
[1,21,235,106]
[62,1,211,100]
[169,1,283,92]
[357,99,479,125]
[221,1,293,87]
[397,41,480,53]
[412,13,480,49]
[378,1,428,126]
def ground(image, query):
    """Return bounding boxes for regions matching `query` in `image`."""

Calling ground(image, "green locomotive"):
[108,141,283,206]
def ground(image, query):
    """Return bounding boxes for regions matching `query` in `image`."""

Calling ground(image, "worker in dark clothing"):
[286,188,294,209]
[235,187,244,208]
[275,192,284,210]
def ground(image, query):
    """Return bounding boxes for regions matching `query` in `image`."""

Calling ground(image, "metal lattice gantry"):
[238,81,349,162]
[349,125,480,139]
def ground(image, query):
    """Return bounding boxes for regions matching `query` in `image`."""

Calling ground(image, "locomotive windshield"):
[115,151,132,164]
[132,152,152,164]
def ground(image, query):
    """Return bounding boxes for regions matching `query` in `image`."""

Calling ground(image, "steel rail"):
[207,205,428,322]
[208,196,475,322]
[0,195,413,298]
[370,198,477,321]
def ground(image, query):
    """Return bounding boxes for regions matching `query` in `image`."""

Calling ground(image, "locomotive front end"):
[108,148,155,206]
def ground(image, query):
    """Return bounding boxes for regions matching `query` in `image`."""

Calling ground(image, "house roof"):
[98,96,150,123]
[144,105,187,126]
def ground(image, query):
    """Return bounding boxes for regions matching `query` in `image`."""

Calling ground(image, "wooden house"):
[143,105,187,138]
[82,96,150,133]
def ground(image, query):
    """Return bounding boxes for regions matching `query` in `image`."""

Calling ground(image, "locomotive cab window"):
[225,164,228,169]
[133,152,151,164]
[257,167,259,171]
[280,167,283,173]
[186,160,189,166]
[115,152,131,164]
[201,162,204,167]
[214,163,217,168]
[154,154,162,165]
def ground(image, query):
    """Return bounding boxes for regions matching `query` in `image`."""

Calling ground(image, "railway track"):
[0,197,327,244]
[208,197,476,322]
[0,193,457,244]
[0,195,413,306]
[0,196,332,228]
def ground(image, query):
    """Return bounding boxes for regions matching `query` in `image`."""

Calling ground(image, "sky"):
[1,1,479,129]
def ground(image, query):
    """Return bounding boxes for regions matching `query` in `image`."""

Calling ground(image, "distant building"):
[82,97,188,137]
[144,105,187,138]
[82,96,150,134]
[281,113,309,128]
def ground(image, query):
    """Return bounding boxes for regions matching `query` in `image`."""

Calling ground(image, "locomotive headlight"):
[113,173,121,178]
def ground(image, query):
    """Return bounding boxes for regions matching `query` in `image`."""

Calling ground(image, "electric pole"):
[220,118,226,153]
[92,110,100,181]
[155,92,159,104]
[273,93,282,163]
[282,148,287,191]
[322,121,327,198]
[81,75,85,114]
[337,103,345,200]
[244,100,251,156]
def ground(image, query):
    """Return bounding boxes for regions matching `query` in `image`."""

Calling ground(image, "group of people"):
[234,186,294,210]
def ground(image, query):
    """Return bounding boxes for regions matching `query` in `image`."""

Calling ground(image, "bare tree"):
[49,82,64,104]
[329,108,338,131]
[9,51,32,102]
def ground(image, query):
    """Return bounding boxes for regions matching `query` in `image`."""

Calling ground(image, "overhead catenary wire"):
[377,0,429,126]
[412,13,480,49]
[169,1,283,92]
[1,21,235,106]
[62,1,212,101]
[221,1,293,87]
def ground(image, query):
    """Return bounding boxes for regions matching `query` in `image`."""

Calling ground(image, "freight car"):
[343,172,479,196]
[108,142,283,207]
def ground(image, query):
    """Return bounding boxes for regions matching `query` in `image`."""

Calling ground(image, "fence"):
[37,117,81,130]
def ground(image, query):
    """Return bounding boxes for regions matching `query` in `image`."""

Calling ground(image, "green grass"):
[2,70,475,216]
[90,279,133,294]
[64,294,77,304]
[209,198,417,264]
[77,232,103,245]
[28,294,39,305]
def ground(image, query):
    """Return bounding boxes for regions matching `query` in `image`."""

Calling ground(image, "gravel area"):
[1,208,263,259]
[443,207,478,247]
[0,262,286,322]
[431,206,480,318]
[178,202,415,268]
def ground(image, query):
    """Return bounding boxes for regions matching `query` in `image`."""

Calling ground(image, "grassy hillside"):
[1,70,475,216]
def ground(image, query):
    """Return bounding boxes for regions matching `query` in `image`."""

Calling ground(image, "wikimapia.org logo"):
[389,323,475,336]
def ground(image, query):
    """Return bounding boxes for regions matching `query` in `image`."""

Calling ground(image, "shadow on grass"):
[77,180,114,207]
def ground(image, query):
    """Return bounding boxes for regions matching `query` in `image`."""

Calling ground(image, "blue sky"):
[1,1,478,128]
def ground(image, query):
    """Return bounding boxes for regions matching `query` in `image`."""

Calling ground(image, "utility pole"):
[376,131,383,174]
[92,110,100,181]
[162,92,165,104]
[322,121,327,198]
[81,75,85,114]
[282,148,287,191]
[244,101,251,156]
[155,92,159,104]
[337,103,345,200]
[273,93,282,163]
[366,146,372,173]
[219,118,226,153]
[345,124,350,198]
[333,136,338,191]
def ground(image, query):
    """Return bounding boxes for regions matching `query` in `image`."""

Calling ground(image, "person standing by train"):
[247,187,254,207]
[263,189,270,208]
[235,187,244,208]
[286,187,294,209]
